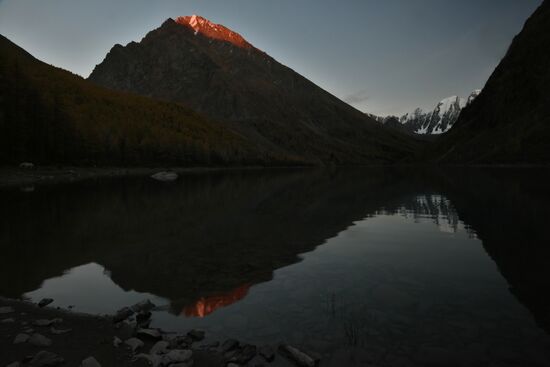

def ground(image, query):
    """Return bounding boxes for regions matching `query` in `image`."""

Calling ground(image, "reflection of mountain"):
[1,168,549,330]
[183,284,250,318]
[0,169,411,313]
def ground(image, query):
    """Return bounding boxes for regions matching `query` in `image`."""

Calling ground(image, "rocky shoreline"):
[0,297,320,367]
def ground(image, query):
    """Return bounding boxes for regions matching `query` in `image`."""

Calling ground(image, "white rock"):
[151,171,178,182]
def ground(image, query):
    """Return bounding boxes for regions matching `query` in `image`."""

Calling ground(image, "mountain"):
[433,0,550,164]
[0,34,287,166]
[371,90,481,135]
[88,15,419,164]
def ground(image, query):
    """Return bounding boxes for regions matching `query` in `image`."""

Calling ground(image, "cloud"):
[343,90,369,105]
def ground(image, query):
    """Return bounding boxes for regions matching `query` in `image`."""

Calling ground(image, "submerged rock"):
[38,298,54,308]
[81,356,102,367]
[279,345,319,367]
[29,333,53,347]
[151,171,178,182]
[28,351,64,367]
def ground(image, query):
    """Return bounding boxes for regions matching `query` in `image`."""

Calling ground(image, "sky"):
[0,0,543,116]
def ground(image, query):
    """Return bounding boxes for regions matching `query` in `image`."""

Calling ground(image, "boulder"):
[113,307,134,323]
[259,345,275,362]
[131,300,156,313]
[137,328,162,340]
[150,340,170,355]
[187,329,205,341]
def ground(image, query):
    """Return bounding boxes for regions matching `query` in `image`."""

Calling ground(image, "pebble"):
[14,333,30,344]
[29,333,53,347]
[81,356,102,367]
[125,337,145,352]
[0,306,15,314]
[38,298,54,308]
[28,351,64,367]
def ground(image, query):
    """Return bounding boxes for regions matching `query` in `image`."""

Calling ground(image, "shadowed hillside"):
[432,1,550,164]
[0,35,295,166]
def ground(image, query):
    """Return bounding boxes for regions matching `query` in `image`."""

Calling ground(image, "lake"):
[1,168,550,366]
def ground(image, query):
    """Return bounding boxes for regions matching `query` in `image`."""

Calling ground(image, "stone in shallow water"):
[279,344,319,367]
[187,329,205,341]
[29,333,53,347]
[0,306,15,314]
[113,307,134,323]
[80,356,102,367]
[14,333,30,344]
[38,298,54,308]
[137,328,162,340]
[28,351,64,367]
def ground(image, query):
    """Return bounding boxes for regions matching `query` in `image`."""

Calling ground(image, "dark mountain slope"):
[89,16,420,164]
[433,1,550,164]
[0,35,286,166]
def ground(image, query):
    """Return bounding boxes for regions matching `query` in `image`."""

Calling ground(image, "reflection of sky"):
[25,263,168,315]
[0,0,542,116]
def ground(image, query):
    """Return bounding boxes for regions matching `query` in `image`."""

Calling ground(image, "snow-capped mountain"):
[372,90,481,135]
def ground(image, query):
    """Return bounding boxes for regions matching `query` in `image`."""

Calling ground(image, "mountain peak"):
[174,15,252,48]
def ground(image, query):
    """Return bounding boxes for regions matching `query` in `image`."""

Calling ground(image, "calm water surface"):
[1,168,550,366]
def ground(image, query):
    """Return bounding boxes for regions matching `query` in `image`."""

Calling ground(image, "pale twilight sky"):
[0,0,542,116]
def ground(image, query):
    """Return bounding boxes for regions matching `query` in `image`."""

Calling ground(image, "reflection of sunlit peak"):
[175,15,253,49]
[182,284,251,318]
